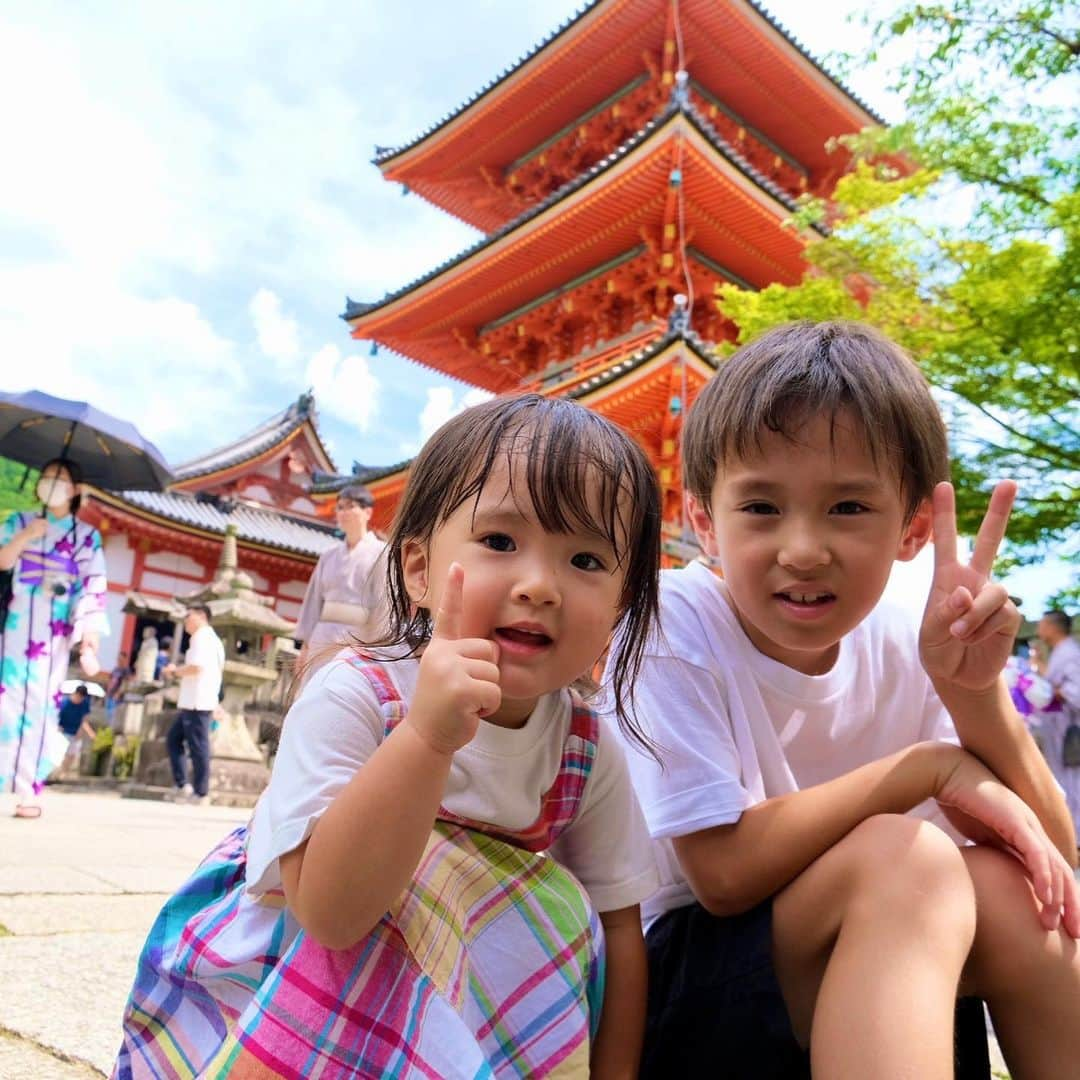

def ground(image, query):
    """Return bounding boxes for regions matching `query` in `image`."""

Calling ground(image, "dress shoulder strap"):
[343,652,406,737]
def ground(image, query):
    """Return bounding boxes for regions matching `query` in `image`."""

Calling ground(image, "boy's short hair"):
[1042,610,1072,635]
[684,321,949,520]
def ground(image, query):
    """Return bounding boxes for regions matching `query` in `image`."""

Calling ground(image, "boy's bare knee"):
[963,846,1080,995]
[845,815,975,942]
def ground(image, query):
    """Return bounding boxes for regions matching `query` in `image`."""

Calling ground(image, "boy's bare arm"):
[920,482,1076,862]
[674,741,951,917]
[674,739,1079,935]
[935,679,1074,860]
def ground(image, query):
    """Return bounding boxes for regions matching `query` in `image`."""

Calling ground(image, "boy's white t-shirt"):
[611,560,958,927]
[247,652,659,914]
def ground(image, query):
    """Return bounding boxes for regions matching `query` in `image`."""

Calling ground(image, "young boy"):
[614,322,1080,1078]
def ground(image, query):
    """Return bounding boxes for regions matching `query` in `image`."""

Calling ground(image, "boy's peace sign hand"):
[408,563,501,756]
[920,481,1021,692]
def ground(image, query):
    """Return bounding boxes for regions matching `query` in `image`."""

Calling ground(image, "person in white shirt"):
[294,484,389,672]
[610,321,1079,1079]
[163,604,224,801]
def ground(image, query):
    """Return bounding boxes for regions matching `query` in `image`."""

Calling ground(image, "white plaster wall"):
[278,578,310,600]
[97,591,128,670]
[103,531,135,585]
[141,570,193,596]
[145,549,205,579]
[275,597,302,621]
[244,569,270,592]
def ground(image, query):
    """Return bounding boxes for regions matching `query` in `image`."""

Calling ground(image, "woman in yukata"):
[0,458,108,818]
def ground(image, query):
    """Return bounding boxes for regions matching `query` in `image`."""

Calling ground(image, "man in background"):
[163,605,224,804]
[295,484,388,673]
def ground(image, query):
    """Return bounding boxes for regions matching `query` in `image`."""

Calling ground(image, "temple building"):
[81,394,349,669]
[342,0,882,550]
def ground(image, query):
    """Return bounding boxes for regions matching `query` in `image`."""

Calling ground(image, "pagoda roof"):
[376,0,882,229]
[171,392,335,487]
[345,103,813,390]
[308,459,413,496]
[567,324,717,401]
[90,488,339,560]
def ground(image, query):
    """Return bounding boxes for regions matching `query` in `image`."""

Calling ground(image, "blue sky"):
[0,1,1063,613]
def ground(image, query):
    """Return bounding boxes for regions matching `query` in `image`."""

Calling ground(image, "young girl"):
[115,395,662,1079]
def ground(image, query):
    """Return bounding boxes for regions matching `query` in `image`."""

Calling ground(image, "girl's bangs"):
[442,409,640,565]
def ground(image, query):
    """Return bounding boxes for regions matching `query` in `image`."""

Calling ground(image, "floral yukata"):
[0,510,108,797]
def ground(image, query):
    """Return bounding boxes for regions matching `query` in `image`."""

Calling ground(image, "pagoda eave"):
[378,0,880,228]
[171,427,310,493]
[349,111,806,389]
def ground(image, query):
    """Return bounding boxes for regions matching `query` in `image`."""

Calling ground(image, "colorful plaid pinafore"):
[114,656,604,1079]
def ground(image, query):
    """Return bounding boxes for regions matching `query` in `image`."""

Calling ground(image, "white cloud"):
[306,345,380,434]
[0,263,249,449]
[250,288,301,366]
[404,386,494,454]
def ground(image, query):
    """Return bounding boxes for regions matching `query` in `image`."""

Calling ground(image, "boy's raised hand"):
[408,563,501,756]
[920,481,1021,692]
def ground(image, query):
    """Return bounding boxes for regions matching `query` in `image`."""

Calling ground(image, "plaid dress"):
[115,658,604,1079]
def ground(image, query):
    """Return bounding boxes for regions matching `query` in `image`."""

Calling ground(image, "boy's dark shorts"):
[643,899,990,1080]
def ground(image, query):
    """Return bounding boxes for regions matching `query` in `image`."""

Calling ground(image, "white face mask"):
[37,478,74,509]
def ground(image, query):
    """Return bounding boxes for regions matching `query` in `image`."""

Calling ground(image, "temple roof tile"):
[308,459,414,496]
[172,392,335,484]
[92,488,339,559]
[345,100,822,327]
[567,326,717,401]
[375,0,882,171]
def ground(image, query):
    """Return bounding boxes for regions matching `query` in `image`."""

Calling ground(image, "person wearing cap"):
[162,604,224,803]
[295,484,389,673]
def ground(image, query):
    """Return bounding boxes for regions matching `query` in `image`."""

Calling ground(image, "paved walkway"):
[0,788,1050,1076]
[0,789,248,1076]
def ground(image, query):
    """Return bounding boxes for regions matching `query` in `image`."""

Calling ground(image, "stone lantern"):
[130,524,296,801]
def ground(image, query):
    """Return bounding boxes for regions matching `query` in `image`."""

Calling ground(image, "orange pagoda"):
[343,0,882,551]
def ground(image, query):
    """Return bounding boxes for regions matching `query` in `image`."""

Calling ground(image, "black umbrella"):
[0,389,173,491]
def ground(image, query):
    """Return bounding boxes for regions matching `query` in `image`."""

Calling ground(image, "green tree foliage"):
[0,457,39,518]
[715,1,1078,582]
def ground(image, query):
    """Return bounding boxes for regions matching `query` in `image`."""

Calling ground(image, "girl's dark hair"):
[380,393,661,753]
[40,458,82,514]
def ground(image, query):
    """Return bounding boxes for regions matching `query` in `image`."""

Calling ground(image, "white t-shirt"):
[246,652,659,914]
[608,560,958,926]
[177,624,225,711]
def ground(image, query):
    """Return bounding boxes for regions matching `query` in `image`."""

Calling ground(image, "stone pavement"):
[0,789,249,1077]
[1,788,1065,1077]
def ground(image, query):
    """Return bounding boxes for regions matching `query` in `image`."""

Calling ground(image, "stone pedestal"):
[113,686,166,737]
[122,523,296,805]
